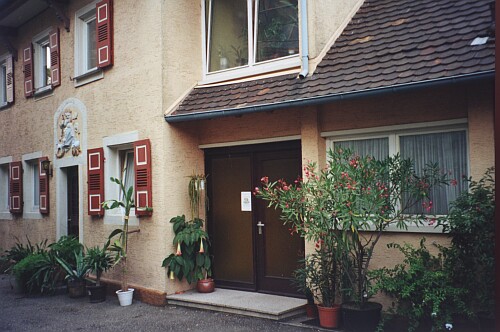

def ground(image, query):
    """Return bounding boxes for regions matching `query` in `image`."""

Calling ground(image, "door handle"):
[257,221,265,235]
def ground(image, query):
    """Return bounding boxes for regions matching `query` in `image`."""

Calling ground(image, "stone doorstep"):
[167,288,307,321]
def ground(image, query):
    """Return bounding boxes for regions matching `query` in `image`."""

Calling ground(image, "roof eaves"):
[165,71,494,123]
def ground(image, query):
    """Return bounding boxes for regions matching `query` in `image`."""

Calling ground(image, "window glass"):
[0,164,8,212]
[208,0,248,71]
[120,150,134,201]
[86,17,97,70]
[334,137,389,160]
[400,131,467,215]
[43,43,52,86]
[256,0,299,62]
[33,162,40,207]
[33,33,51,89]
[0,61,6,104]
[206,0,299,74]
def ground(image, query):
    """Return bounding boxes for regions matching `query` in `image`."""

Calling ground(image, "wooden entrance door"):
[67,166,79,238]
[206,141,303,296]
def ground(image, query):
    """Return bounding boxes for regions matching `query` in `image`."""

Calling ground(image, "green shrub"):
[12,253,49,294]
[371,239,471,332]
[437,168,495,316]
[5,237,47,264]
[48,236,83,267]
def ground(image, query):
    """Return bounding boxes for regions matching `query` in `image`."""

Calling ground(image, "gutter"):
[298,0,309,79]
[165,71,494,123]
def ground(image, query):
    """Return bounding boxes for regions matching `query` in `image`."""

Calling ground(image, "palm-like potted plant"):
[256,147,447,331]
[162,174,214,292]
[55,250,90,298]
[102,176,141,306]
[85,244,114,303]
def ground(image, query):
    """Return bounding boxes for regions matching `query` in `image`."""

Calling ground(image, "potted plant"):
[55,250,90,298]
[256,147,447,331]
[103,176,141,306]
[437,168,495,331]
[162,174,214,292]
[85,244,114,303]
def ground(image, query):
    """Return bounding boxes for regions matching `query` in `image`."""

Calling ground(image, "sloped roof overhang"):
[165,71,494,123]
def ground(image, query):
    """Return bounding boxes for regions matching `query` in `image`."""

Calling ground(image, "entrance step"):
[167,288,307,321]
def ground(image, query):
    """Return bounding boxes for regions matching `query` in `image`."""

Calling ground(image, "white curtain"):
[121,151,135,200]
[334,137,389,161]
[400,131,467,214]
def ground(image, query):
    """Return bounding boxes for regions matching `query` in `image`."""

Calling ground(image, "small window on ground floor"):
[331,127,468,215]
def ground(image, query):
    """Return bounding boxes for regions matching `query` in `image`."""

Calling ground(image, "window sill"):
[34,86,53,100]
[0,211,12,220]
[24,210,43,220]
[74,68,103,87]
[0,102,10,110]
[200,55,301,85]
[104,213,139,227]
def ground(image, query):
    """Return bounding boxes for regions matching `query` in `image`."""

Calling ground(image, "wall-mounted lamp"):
[41,159,53,177]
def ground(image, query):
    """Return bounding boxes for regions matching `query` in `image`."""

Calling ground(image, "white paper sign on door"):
[241,191,252,212]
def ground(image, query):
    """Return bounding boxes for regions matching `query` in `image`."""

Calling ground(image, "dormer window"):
[202,0,300,84]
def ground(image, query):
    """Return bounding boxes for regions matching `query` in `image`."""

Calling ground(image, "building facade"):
[0,0,494,305]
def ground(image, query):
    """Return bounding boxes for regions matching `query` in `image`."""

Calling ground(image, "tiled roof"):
[167,0,495,121]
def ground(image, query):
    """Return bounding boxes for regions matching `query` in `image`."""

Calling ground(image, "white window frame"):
[74,1,103,87]
[201,0,302,85]
[103,131,139,226]
[0,53,8,108]
[0,156,12,220]
[32,29,53,95]
[324,119,469,233]
[22,151,43,220]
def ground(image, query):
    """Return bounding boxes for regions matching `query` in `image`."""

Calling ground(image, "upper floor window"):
[203,0,300,83]
[0,53,13,107]
[74,0,113,86]
[23,28,60,97]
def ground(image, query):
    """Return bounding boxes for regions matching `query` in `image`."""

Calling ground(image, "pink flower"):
[261,176,269,184]
[450,179,458,186]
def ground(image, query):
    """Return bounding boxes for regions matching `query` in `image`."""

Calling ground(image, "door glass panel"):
[261,157,302,278]
[211,156,254,283]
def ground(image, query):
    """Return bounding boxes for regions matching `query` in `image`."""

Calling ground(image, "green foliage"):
[48,236,83,267]
[103,176,138,292]
[437,168,495,315]
[12,253,51,294]
[371,239,471,332]
[55,250,90,282]
[85,245,114,286]
[295,248,339,307]
[162,215,212,284]
[5,237,48,264]
[256,147,448,307]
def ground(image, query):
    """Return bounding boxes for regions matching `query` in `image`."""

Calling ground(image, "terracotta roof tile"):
[169,0,495,118]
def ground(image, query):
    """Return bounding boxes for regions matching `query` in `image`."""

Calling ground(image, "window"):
[21,152,43,219]
[74,0,113,86]
[24,28,60,97]
[120,149,135,201]
[203,0,301,83]
[0,53,13,107]
[0,160,11,219]
[331,126,468,216]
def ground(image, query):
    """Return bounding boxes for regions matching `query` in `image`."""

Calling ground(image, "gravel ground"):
[0,275,322,332]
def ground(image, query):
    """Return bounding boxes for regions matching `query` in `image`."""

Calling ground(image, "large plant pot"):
[317,304,341,329]
[67,280,86,298]
[341,302,382,332]
[87,284,107,303]
[116,288,134,306]
[196,278,215,293]
[477,312,495,332]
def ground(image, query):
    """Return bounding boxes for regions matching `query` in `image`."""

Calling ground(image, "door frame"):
[55,164,84,242]
[204,140,302,294]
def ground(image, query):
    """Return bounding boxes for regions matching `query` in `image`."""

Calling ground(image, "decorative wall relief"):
[56,108,81,158]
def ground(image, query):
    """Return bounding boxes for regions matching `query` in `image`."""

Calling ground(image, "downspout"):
[298,0,309,79]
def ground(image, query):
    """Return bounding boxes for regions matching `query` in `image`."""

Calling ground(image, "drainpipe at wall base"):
[298,0,309,79]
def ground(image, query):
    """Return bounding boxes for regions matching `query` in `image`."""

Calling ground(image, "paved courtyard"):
[0,275,323,332]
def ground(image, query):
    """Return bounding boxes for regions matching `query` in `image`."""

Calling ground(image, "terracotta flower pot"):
[196,278,215,293]
[305,303,318,318]
[317,304,341,329]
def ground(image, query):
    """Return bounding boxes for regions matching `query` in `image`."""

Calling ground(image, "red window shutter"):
[87,148,105,216]
[23,44,34,97]
[9,161,23,214]
[38,157,49,214]
[6,55,14,103]
[49,28,61,88]
[133,139,152,216]
[96,0,113,68]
